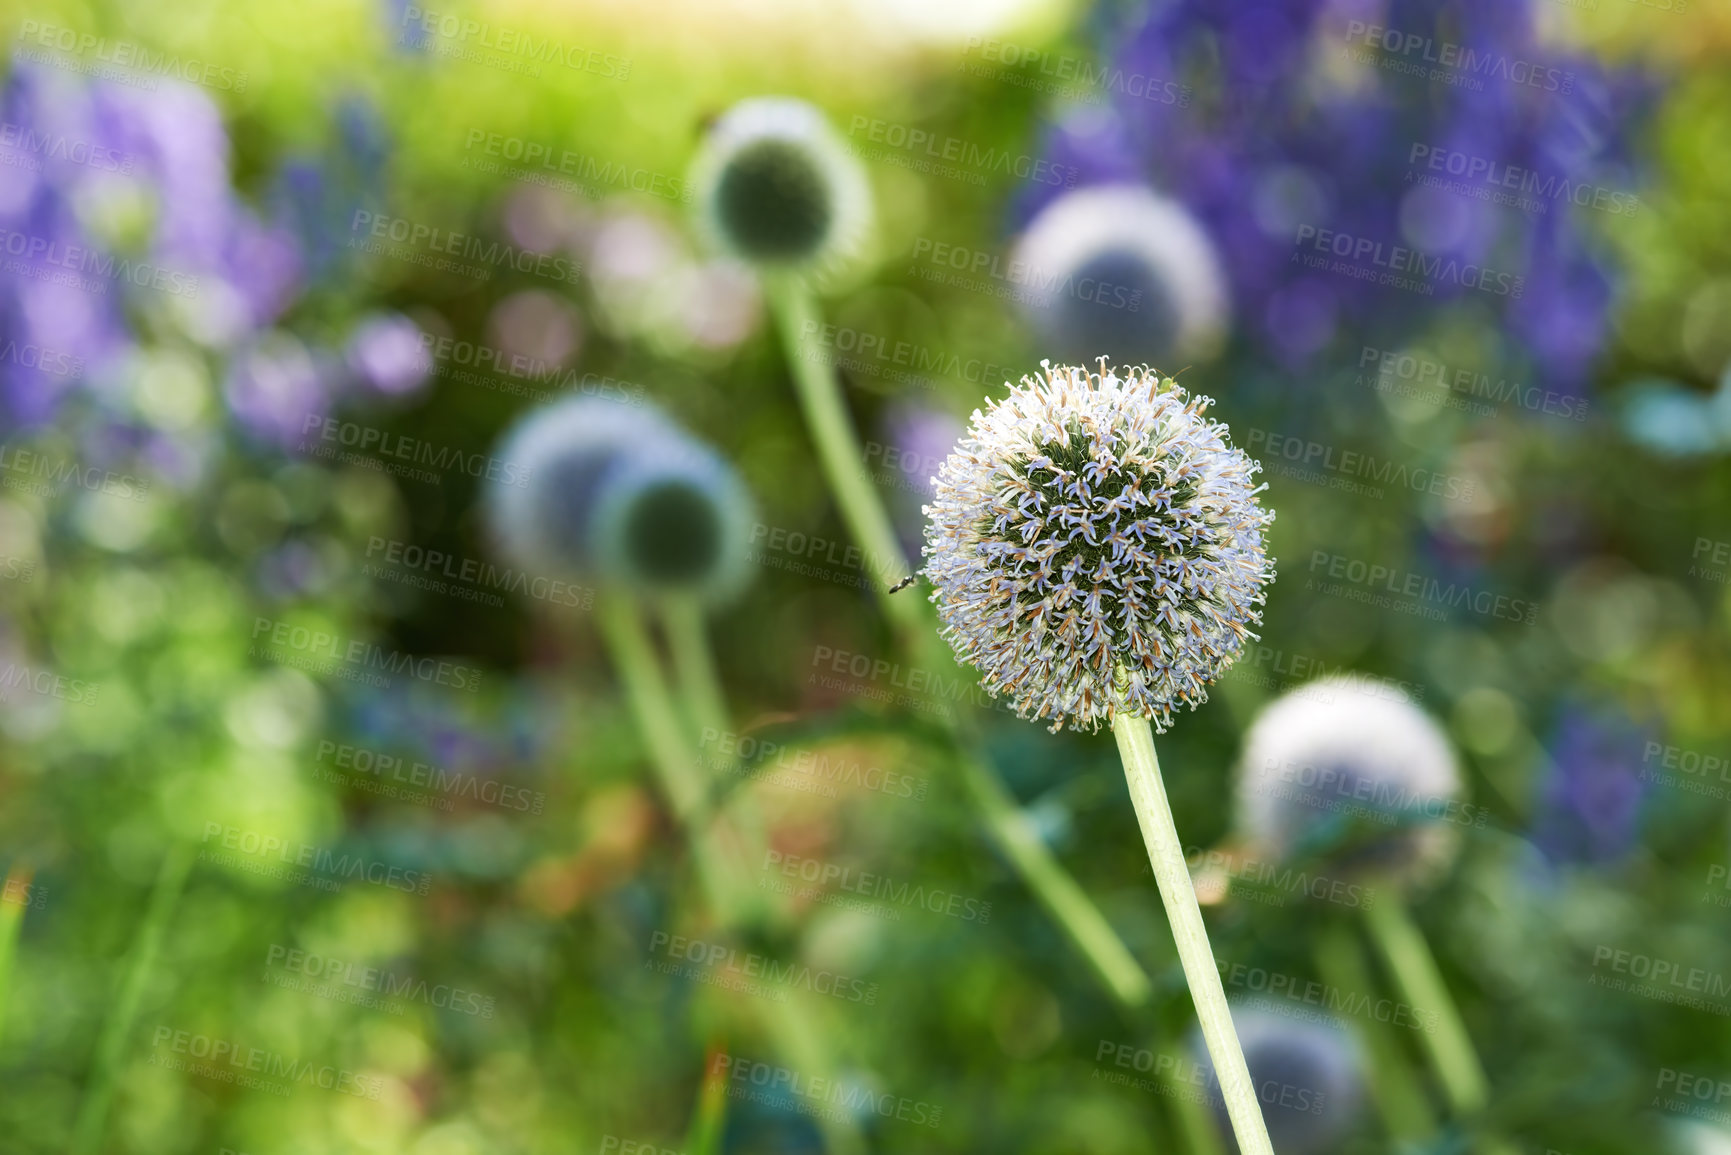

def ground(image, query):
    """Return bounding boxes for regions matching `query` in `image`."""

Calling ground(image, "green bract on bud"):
[1234,676,1465,891]
[923,362,1275,733]
[1014,185,1228,369]
[485,396,757,605]
[691,97,871,273]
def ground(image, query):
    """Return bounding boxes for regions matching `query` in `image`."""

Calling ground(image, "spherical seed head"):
[1015,185,1228,369]
[486,396,670,578]
[485,396,757,604]
[1235,675,1464,890]
[692,97,871,272]
[588,437,757,603]
[1191,1006,1365,1155]
[923,362,1274,734]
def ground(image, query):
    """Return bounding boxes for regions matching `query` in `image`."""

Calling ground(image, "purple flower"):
[346,313,431,397]
[1024,0,1656,393]
[879,399,963,563]
[0,59,315,426]
[224,334,332,447]
[1531,705,1649,866]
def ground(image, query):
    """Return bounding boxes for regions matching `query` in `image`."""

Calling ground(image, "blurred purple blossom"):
[1531,705,1649,866]
[879,399,962,564]
[224,333,332,448]
[0,58,317,434]
[1025,0,1655,394]
[346,312,432,397]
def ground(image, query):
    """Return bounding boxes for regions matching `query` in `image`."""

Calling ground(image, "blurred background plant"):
[0,0,1728,1152]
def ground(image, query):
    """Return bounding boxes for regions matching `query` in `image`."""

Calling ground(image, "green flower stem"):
[954,752,1151,1007]
[684,1043,730,1155]
[762,995,868,1155]
[1113,713,1273,1155]
[0,863,30,1050]
[1314,917,1437,1146]
[658,594,770,867]
[1362,897,1489,1118]
[597,593,864,1155]
[661,595,733,755]
[766,276,914,617]
[70,838,195,1155]
[597,592,757,927]
[766,272,1156,1012]
[1158,1026,1227,1155]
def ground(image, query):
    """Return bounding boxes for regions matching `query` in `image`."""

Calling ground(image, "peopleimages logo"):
[1244,426,1476,502]
[0,122,133,174]
[460,130,688,202]
[14,21,250,92]
[348,211,582,285]
[149,1026,381,1099]
[0,659,100,707]
[0,338,84,378]
[1407,143,1640,217]
[646,931,879,1005]
[846,116,1078,188]
[0,226,200,298]
[1306,550,1538,626]
[299,415,532,489]
[201,822,435,895]
[250,616,486,693]
[799,317,1019,388]
[761,850,991,924]
[909,236,1142,312]
[699,727,930,803]
[264,944,495,1017]
[1294,225,1524,298]
[315,739,547,814]
[1342,19,1573,94]
[1358,345,1588,421]
[398,6,631,79]
[959,37,1189,106]
[708,1052,944,1128]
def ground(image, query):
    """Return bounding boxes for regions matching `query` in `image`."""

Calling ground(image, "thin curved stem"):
[596,593,863,1155]
[954,752,1151,1007]
[686,1041,730,1155]
[766,273,1156,1014]
[70,838,195,1155]
[1314,916,1437,1147]
[1362,897,1489,1116]
[766,276,915,618]
[597,593,756,927]
[0,862,31,1051]
[658,594,770,866]
[1113,713,1273,1155]
[660,595,733,757]
[1158,1023,1228,1155]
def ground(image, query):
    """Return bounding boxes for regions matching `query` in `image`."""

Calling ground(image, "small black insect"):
[888,574,916,594]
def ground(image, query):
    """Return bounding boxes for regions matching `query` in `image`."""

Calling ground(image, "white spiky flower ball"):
[923,362,1275,734]
[1234,675,1465,890]
[1014,185,1229,369]
[1190,1005,1366,1155]
[690,97,871,273]
[485,396,757,604]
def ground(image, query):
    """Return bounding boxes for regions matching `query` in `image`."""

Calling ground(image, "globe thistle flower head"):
[1235,675,1464,891]
[485,395,672,580]
[587,434,757,603]
[923,362,1275,734]
[691,97,871,273]
[485,396,757,604]
[1014,185,1228,369]
[1190,1006,1365,1155]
